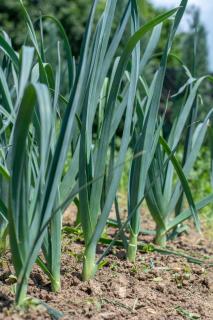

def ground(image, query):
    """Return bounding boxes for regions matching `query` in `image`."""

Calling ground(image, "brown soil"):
[0,209,213,320]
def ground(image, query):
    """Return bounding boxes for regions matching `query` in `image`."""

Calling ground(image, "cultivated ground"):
[0,206,212,320]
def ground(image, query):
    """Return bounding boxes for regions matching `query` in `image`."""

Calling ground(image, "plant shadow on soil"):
[0,206,213,320]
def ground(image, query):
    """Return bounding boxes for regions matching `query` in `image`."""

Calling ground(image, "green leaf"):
[159,136,200,231]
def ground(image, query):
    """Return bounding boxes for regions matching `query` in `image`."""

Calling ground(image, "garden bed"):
[0,212,212,320]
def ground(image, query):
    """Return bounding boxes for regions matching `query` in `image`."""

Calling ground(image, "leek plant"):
[0,0,77,301]
[77,0,179,280]
[0,32,13,253]
[0,40,66,302]
[0,32,60,301]
[144,30,213,246]
[145,85,213,246]
[78,0,140,280]
[127,0,189,262]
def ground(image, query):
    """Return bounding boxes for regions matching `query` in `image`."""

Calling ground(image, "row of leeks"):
[0,0,212,306]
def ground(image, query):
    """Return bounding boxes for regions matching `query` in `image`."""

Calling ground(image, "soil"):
[0,207,213,320]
